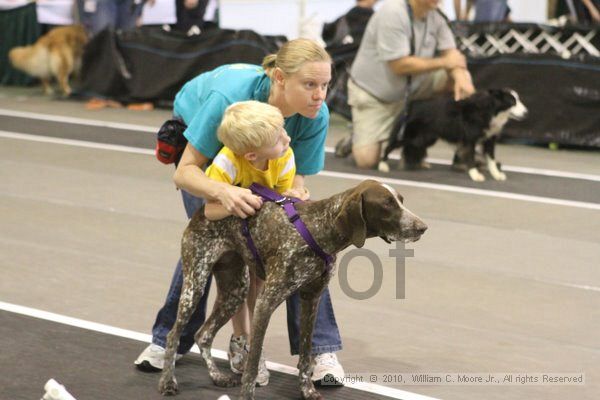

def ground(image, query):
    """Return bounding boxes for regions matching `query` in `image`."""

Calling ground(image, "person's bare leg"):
[352,142,382,169]
[231,303,250,337]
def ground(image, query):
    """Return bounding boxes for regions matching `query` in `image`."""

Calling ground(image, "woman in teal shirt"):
[135,39,345,385]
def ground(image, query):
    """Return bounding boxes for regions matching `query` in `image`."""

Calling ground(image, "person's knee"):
[352,144,380,169]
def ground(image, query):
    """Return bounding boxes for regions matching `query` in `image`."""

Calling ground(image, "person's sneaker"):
[134,344,183,372]
[228,334,249,374]
[334,136,353,158]
[256,353,270,387]
[228,335,270,386]
[312,352,345,385]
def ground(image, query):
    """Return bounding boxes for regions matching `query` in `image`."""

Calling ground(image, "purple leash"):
[241,183,335,274]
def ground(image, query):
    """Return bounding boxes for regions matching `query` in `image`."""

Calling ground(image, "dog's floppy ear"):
[335,191,367,248]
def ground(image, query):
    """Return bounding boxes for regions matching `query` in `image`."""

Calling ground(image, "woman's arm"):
[173,143,263,218]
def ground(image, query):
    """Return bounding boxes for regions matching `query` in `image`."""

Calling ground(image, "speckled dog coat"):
[158,179,427,400]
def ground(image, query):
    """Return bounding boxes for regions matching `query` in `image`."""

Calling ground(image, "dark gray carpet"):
[0,310,396,400]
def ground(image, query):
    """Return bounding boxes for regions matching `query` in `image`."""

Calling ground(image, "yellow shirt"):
[206,146,295,194]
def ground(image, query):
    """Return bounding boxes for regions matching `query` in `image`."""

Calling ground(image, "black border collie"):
[378,89,528,181]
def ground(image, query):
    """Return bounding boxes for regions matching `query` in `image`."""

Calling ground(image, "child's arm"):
[282,174,310,200]
[275,148,311,199]
[204,200,233,221]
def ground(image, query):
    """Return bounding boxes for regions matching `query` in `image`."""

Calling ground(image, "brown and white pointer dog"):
[158,179,427,400]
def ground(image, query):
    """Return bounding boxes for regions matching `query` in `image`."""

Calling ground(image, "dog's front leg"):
[483,137,506,181]
[297,283,328,400]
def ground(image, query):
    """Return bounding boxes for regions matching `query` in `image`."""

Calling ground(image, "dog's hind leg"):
[40,78,54,95]
[456,142,485,181]
[240,279,296,400]
[402,144,430,170]
[158,265,210,395]
[196,252,249,388]
[297,279,329,400]
[50,49,73,96]
[158,234,214,395]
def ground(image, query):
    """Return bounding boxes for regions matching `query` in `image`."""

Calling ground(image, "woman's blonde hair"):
[262,38,332,79]
[217,101,284,154]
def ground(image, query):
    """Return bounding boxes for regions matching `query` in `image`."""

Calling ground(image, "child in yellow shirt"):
[203,100,295,385]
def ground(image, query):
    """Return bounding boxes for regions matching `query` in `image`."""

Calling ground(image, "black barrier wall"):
[77,26,285,104]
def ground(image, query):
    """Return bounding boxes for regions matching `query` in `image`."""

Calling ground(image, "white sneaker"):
[228,334,249,374]
[256,353,270,387]
[228,335,270,386]
[134,344,183,372]
[312,352,344,385]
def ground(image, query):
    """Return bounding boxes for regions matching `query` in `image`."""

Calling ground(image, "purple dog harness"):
[241,183,335,274]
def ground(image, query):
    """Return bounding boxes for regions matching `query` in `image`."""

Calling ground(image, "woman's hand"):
[215,184,263,218]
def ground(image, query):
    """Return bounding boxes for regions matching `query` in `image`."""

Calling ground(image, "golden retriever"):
[9,25,88,96]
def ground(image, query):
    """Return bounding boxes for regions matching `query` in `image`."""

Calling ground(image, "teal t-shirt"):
[174,63,329,176]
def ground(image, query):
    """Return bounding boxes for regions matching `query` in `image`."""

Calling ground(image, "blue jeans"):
[77,0,144,36]
[151,189,342,355]
[474,0,509,22]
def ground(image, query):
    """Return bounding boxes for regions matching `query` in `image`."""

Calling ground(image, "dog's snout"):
[415,219,428,235]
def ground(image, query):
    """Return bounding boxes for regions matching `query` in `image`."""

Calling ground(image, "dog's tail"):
[379,112,409,173]
[8,45,51,78]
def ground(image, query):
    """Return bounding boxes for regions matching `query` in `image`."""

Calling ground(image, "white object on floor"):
[41,379,77,400]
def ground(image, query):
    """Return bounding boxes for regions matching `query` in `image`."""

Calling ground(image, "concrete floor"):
[0,86,599,400]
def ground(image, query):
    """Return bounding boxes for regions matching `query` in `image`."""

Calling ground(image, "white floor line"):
[323,146,600,183]
[2,130,599,211]
[0,130,154,155]
[0,301,440,400]
[0,108,156,133]
[1,107,597,182]
[318,170,600,211]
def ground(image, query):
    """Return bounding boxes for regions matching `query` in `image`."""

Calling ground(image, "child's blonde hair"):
[262,38,331,79]
[217,101,284,155]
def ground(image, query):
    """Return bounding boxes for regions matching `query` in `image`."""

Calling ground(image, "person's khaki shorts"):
[348,70,448,147]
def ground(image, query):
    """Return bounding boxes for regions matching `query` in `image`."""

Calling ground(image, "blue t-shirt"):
[174,63,329,176]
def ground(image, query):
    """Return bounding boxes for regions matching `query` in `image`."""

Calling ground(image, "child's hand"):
[283,187,310,201]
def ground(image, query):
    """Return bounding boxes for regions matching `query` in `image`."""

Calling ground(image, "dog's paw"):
[491,170,507,181]
[487,160,507,181]
[420,161,432,169]
[212,370,242,387]
[158,376,178,396]
[378,161,390,173]
[301,388,324,400]
[468,168,486,182]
